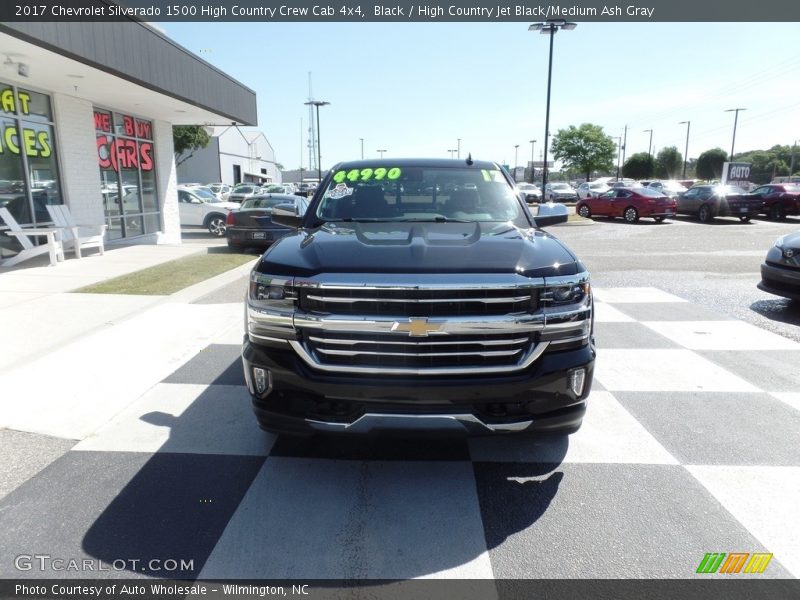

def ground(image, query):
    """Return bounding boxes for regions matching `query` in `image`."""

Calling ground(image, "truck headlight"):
[249,273,297,309]
[544,282,590,306]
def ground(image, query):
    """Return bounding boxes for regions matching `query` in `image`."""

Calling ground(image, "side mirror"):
[535,202,569,227]
[271,203,303,229]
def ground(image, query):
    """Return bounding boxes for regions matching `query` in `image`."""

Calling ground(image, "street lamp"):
[725,108,746,162]
[529,18,576,193]
[377,149,387,159]
[514,144,520,171]
[612,136,622,181]
[529,139,537,183]
[360,138,364,159]
[304,99,330,182]
[791,139,798,175]
[678,121,691,179]
[643,129,653,159]
[457,138,461,159]
[448,149,457,158]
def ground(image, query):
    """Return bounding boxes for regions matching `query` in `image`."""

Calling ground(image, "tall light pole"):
[725,108,746,162]
[448,149,456,158]
[377,149,387,159]
[359,138,364,159]
[678,121,691,179]
[613,136,621,181]
[529,19,576,193]
[514,144,520,172]
[304,100,329,182]
[457,138,461,159]
[791,139,798,175]
[529,139,537,183]
[643,129,653,159]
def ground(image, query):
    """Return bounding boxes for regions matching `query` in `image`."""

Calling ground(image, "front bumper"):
[758,261,800,301]
[242,337,595,436]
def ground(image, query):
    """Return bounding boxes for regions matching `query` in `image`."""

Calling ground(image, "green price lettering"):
[332,166,401,182]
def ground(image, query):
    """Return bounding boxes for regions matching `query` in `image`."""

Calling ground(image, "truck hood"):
[256,221,582,277]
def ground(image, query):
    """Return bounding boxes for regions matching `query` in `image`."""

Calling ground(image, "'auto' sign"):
[722,162,751,185]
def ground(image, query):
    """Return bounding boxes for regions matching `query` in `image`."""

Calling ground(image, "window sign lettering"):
[0,87,52,158]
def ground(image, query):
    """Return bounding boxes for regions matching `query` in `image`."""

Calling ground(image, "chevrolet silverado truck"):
[242,158,595,436]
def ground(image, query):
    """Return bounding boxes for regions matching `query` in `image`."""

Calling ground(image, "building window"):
[0,82,63,259]
[95,108,160,239]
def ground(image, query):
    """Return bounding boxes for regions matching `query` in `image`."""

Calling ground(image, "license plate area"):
[252,232,266,239]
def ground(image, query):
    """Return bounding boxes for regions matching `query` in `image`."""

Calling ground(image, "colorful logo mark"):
[696,552,773,574]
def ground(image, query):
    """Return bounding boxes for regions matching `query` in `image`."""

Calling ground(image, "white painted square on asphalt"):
[592,287,688,304]
[469,391,678,465]
[594,349,761,392]
[212,318,247,345]
[199,458,494,579]
[592,301,635,323]
[687,466,800,578]
[770,393,800,413]
[73,383,275,456]
[643,321,800,351]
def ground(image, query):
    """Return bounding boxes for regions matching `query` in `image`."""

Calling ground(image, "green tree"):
[696,148,728,180]
[622,152,653,180]
[551,123,616,181]
[173,125,211,167]
[654,146,683,179]
[732,148,789,183]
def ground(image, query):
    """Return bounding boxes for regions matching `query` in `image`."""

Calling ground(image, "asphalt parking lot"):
[1,215,798,583]
[552,213,800,343]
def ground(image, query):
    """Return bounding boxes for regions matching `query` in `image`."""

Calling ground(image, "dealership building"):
[0,20,256,261]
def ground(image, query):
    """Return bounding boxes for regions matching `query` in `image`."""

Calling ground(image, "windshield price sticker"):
[333,167,402,183]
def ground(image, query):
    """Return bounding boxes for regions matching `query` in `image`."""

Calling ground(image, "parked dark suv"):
[241,158,595,436]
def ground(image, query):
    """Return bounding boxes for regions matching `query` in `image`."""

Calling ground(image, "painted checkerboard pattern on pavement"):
[0,287,798,580]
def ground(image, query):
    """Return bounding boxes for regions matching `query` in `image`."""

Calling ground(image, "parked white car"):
[177,185,239,236]
[206,183,232,201]
[577,181,611,199]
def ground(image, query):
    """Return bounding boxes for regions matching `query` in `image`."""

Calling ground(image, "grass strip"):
[74,251,255,295]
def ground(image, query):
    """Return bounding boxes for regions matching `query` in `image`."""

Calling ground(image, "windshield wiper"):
[403,217,474,223]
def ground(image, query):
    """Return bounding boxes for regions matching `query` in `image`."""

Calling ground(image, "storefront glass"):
[0,82,63,259]
[95,108,160,238]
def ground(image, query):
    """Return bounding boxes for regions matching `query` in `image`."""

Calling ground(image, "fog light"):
[253,367,272,395]
[569,368,586,396]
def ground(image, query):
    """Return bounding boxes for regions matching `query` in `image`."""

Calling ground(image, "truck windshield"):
[315,166,524,223]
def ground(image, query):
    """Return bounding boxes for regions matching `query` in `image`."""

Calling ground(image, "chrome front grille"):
[300,287,539,317]
[304,331,533,370]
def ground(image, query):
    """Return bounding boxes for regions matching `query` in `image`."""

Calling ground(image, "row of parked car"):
[516,178,800,224]
[576,181,800,224]
[177,181,311,236]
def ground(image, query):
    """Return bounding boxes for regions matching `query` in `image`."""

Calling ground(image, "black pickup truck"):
[242,158,595,436]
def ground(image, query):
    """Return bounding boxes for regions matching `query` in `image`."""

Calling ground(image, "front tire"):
[769,204,786,220]
[739,215,751,222]
[623,206,639,223]
[698,203,714,223]
[654,216,666,222]
[578,204,592,218]
[206,215,227,237]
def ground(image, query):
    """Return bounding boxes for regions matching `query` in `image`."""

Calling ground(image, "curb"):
[166,255,258,304]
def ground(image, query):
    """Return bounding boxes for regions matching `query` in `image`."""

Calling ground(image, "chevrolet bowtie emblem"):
[391,318,444,337]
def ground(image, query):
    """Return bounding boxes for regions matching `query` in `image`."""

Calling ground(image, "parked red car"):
[745,184,800,220]
[576,187,676,223]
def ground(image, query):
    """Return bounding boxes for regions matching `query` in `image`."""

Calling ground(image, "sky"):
[158,21,800,172]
